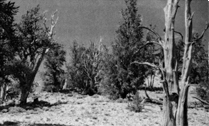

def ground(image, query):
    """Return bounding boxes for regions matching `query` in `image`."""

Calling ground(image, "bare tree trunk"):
[175,0,193,125]
[163,95,175,126]
[163,0,180,125]
[62,78,67,90]
[135,0,208,126]
[0,83,6,102]
[176,84,190,126]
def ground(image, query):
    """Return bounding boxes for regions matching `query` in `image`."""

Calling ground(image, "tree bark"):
[137,0,208,125]
[20,87,30,105]
[0,83,6,102]
[176,84,190,126]
[19,49,48,105]
[175,1,193,125]
[163,0,180,125]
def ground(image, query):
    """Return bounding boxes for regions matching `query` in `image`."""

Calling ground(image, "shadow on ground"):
[0,99,68,112]
[0,121,72,126]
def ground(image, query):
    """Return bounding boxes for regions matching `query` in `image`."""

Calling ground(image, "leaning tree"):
[133,0,209,126]
[13,5,59,105]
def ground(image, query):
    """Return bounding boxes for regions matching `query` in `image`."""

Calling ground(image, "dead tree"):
[133,0,209,126]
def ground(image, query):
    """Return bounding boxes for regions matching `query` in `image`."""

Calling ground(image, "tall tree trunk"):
[176,84,190,126]
[175,0,193,125]
[20,49,48,105]
[138,0,208,125]
[163,95,175,126]
[163,0,180,125]
[20,87,29,105]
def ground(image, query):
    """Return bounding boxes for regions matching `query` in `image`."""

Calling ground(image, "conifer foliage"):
[106,0,148,98]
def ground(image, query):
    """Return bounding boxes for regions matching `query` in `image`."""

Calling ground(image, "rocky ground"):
[0,90,209,126]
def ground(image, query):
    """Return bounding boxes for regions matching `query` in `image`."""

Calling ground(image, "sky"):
[9,0,208,81]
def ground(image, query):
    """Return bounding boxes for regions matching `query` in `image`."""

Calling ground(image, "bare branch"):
[42,9,59,39]
[192,96,209,105]
[49,9,59,38]
[142,41,162,48]
[174,30,183,40]
[132,41,163,58]
[131,61,160,69]
[139,26,162,39]
[195,23,209,41]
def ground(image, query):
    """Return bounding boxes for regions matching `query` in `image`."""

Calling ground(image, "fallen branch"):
[192,96,209,105]
[144,87,163,105]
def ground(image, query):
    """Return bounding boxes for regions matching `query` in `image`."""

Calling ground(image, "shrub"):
[127,91,146,112]
[6,87,20,100]
[67,41,104,95]
[196,81,209,102]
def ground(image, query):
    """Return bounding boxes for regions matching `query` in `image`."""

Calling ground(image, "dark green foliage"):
[102,0,147,99]
[14,5,45,93]
[0,0,18,103]
[173,32,208,84]
[192,34,209,102]
[0,0,18,99]
[43,44,66,92]
[67,41,87,92]
[6,86,20,100]
[9,5,56,104]
[196,81,209,103]
[190,33,208,83]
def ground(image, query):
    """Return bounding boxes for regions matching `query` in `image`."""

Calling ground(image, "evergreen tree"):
[12,5,58,105]
[107,0,148,98]
[0,0,18,102]
[43,44,66,92]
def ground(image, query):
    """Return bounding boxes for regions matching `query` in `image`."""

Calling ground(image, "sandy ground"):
[0,90,209,126]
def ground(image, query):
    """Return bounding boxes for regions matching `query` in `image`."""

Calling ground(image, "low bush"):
[127,91,146,112]
[196,81,209,102]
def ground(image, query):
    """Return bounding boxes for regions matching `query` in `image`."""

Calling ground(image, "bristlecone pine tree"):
[14,6,59,105]
[133,0,209,126]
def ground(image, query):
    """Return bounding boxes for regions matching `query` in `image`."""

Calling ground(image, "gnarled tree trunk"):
[162,0,180,125]
[162,0,208,126]
[19,49,48,105]
[136,0,208,125]
[19,10,58,105]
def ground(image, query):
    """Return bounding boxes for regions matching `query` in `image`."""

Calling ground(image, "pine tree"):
[109,0,147,98]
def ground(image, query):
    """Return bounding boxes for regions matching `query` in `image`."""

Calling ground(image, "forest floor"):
[0,88,209,126]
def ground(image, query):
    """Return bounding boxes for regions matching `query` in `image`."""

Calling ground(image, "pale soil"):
[0,90,209,126]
